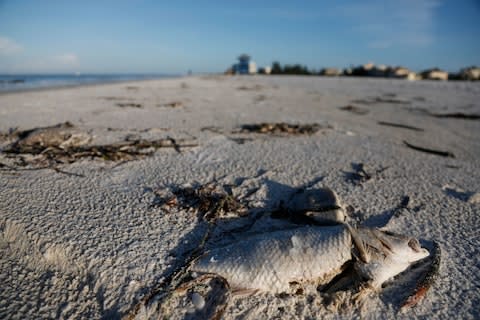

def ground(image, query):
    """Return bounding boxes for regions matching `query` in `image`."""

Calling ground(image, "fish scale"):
[192,225,352,293]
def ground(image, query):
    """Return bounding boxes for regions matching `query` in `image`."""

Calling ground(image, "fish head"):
[349,226,430,288]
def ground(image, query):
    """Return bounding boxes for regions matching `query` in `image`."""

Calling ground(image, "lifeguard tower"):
[234,54,257,74]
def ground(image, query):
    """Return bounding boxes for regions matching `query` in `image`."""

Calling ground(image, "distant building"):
[388,66,417,80]
[459,66,480,81]
[258,66,271,74]
[319,68,340,76]
[368,64,388,77]
[233,54,257,75]
[420,68,448,81]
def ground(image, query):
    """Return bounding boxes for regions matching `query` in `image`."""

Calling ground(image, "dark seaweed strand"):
[432,113,480,120]
[377,121,424,132]
[401,241,441,309]
[403,141,455,158]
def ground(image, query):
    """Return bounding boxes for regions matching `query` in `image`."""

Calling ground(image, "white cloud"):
[54,53,79,65]
[0,36,22,55]
[335,0,441,48]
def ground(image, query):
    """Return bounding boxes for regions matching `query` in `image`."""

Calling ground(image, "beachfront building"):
[319,68,340,76]
[233,54,257,75]
[258,66,272,74]
[420,68,448,81]
[459,66,480,81]
[388,66,417,80]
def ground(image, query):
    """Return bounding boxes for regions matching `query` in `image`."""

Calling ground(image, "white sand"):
[0,76,479,319]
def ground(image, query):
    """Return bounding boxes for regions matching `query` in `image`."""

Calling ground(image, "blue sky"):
[0,0,478,74]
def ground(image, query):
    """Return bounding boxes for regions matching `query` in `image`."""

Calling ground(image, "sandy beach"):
[0,75,479,319]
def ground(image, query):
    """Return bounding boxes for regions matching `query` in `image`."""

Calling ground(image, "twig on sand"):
[403,141,455,158]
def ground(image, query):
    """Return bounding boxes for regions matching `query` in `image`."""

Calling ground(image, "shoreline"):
[0,74,183,96]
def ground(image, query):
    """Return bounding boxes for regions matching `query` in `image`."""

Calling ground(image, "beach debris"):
[200,126,224,134]
[158,101,183,108]
[0,123,197,170]
[351,96,410,105]
[116,102,143,108]
[130,183,436,319]
[237,84,263,91]
[164,224,429,318]
[344,163,389,185]
[254,94,267,102]
[238,123,322,135]
[151,182,247,221]
[2,122,91,152]
[430,112,480,120]
[126,86,139,90]
[339,105,369,115]
[100,96,133,101]
[377,121,424,132]
[403,141,455,158]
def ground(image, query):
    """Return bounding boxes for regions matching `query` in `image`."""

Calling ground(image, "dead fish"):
[8,122,91,153]
[191,224,429,293]
[286,187,346,225]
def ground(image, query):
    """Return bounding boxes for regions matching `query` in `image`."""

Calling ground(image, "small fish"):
[191,224,429,293]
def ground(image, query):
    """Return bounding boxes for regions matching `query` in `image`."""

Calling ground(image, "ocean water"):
[0,74,177,93]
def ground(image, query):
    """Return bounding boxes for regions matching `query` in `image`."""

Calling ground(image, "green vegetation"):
[271,61,313,75]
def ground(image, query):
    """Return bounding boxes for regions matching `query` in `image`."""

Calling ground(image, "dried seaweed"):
[430,112,480,120]
[158,101,183,108]
[115,103,142,108]
[351,97,410,105]
[237,84,263,91]
[239,123,322,135]
[151,183,247,222]
[339,105,369,115]
[403,141,455,158]
[377,121,424,131]
[127,182,248,319]
[100,96,133,101]
[1,123,197,170]
[200,126,223,134]
[4,138,197,165]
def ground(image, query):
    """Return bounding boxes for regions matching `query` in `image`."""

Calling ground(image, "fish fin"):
[346,223,370,263]
[231,287,259,297]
